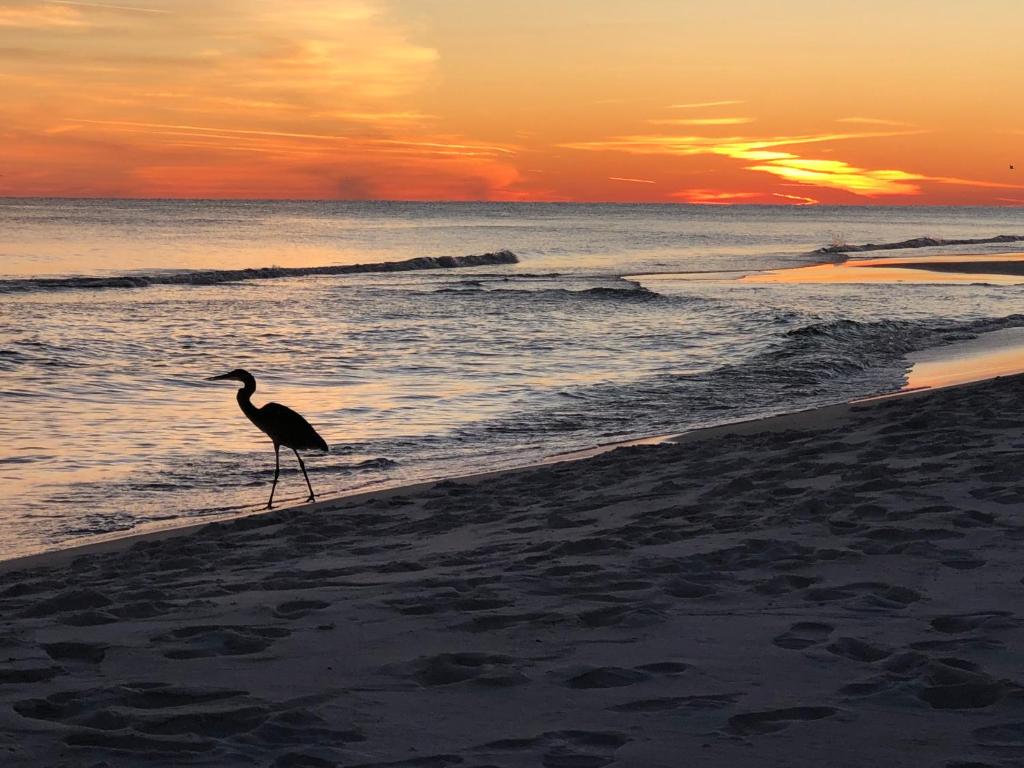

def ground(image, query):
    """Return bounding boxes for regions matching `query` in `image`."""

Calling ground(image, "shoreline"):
[0,362,1000,576]
[5,366,1024,764]
[15,319,1024,572]
[12,247,1024,569]
[0,395,911,574]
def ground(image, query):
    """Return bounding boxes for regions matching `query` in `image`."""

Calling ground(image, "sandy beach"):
[1,374,1023,767]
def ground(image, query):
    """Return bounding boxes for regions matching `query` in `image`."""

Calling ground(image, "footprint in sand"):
[804,582,922,611]
[273,599,330,619]
[17,587,112,618]
[930,611,1017,634]
[565,667,649,689]
[42,641,107,664]
[728,706,838,735]
[974,721,1024,748]
[609,692,739,713]
[772,622,834,650]
[152,625,291,659]
[0,665,65,685]
[560,662,688,690]
[826,637,892,662]
[577,604,666,629]
[752,574,819,596]
[15,682,364,758]
[918,658,1011,710]
[409,652,529,688]
[476,729,628,768]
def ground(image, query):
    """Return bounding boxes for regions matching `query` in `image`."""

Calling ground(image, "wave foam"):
[815,235,1024,255]
[0,250,519,293]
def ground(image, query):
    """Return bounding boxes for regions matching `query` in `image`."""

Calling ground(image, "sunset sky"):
[2,0,1023,203]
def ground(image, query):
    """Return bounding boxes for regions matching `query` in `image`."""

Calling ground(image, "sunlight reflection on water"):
[4,200,1024,558]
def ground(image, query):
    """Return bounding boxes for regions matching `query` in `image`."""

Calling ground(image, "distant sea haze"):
[2,199,1024,559]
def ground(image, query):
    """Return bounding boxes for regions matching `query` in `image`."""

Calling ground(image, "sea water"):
[1,200,1022,558]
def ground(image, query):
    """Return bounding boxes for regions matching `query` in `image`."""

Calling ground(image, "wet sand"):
[745,252,1024,284]
[4,375,1024,766]
[905,327,1024,390]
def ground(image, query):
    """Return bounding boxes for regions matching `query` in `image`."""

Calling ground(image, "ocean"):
[2,199,1023,559]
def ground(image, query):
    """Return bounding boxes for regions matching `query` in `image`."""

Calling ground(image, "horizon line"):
[1,195,1022,208]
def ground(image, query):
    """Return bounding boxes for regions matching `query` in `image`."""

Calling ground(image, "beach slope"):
[3,376,1024,766]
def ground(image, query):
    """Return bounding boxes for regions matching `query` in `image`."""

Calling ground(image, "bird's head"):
[206,368,256,388]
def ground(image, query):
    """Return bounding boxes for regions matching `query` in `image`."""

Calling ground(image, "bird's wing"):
[260,402,329,451]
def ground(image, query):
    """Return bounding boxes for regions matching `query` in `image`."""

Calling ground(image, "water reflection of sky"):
[7,202,1024,559]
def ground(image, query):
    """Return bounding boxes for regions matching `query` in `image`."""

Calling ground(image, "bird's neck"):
[236,381,259,421]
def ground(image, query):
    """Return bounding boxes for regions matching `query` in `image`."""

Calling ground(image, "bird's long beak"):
[206,372,236,381]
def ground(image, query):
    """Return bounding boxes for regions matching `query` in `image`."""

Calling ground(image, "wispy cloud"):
[747,158,923,195]
[929,175,1024,190]
[609,176,655,184]
[68,118,517,158]
[836,116,912,127]
[668,100,744,110]
[563,130,915,157]
[649,117,753,126]
[672,188,819,205]
[70,118,353,142]
[51,1,170,14]
[565,130,928,196]
[315,110,437,124]
[773,192,819,205]
[671,189,761,204]
[0,3,89,27]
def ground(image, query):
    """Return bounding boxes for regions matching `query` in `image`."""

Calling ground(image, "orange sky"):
[2,0,1023,203]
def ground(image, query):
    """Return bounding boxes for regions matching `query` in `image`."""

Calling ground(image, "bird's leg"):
[294,449,315,502]
[267,443,280,509]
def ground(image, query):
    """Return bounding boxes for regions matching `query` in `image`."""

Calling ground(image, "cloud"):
[0,3,89,27]
[335,174,381,200]
[609,176,655,184]
[671,189,820,205]
[562,130,915,157]
[667,100,744,110]
[0,0,531,199]
[671,189,761,204]
[6,0,441,111]
[746,158,923,195]
[51,1,170,14]
[649,117,753,126]
[772,192,819,205]
[836,116,912,127]
[565,130,929,196]
[929,175,1024,190]
[70,118,353,142]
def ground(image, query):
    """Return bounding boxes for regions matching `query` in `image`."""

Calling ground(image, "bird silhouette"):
[208,369,328,508]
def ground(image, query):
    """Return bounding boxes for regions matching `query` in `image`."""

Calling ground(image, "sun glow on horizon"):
[2,0,1023,203]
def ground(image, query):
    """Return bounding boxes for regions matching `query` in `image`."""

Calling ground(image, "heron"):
[207,369,328,508]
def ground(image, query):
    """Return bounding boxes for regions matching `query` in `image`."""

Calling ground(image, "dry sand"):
[3,375,1024,766]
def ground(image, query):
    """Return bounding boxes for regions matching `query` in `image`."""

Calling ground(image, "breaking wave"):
[0,250,519,293]
[814,235,1024,255]
[469,313,1024,444]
